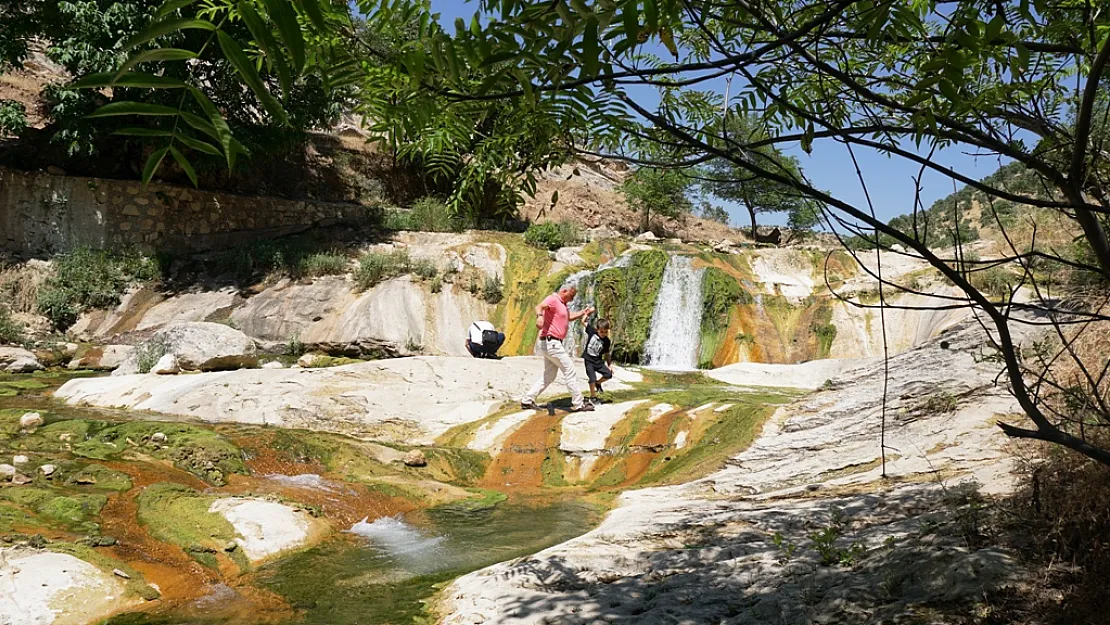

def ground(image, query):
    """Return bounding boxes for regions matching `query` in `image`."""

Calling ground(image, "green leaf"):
[73,72,188,90]
[262,0,306,73]
[643,0,658,30]
[582,18,600,77]
[114,48,198,81]
[169,145,198,186]
[142,147,170,187]
[237,0,291,98]
[87,101,182,118]
[939,79,960,103]
[175,133,222,156]
[123,18,216,51]
[154,0,198,19]
[179,110,221,142]
[114,128,176,137]
[295,0,328,31]
[187,87,234,165]
[217,30,290,126]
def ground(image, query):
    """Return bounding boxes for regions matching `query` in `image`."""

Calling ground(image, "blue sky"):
[426,1,1007,228]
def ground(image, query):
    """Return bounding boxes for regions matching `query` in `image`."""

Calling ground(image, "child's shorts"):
[585,360,613,384]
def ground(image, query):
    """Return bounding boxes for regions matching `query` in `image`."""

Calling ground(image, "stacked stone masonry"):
[0,167,377,256]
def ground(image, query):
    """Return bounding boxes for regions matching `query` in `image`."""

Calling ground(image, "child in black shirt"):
[583,318,613,404]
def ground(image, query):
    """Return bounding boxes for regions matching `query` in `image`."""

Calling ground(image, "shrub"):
[383,209,417,231]
[411,196,463,233]
[37,248,162,329]
[134,339,170,374]
[970,265,1015,299]
[354,251,413,291]
[412,258,439,280]
[298,252,349,277]
[524,221,580,250]
[430,275,443,293]
[0,306,23,345]
[482,276,503,304]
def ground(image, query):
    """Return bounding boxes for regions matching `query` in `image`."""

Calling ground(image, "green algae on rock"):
[73,421,246,485]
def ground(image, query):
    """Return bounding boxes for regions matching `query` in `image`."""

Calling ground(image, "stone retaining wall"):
[0,167,378,256]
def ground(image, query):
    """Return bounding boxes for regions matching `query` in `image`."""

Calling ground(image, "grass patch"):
[354,250,436,291]
[206,233,349,282]
[37,248,162,329]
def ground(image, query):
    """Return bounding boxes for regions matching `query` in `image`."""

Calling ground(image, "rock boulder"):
[19,413,43,430]
[115,322,258,375]
[0,347,42,373]
[151,353,179,375]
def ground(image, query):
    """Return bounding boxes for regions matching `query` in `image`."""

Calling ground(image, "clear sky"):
[426,1,1007,229]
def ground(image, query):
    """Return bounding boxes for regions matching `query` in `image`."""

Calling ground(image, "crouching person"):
[466,321,505,359]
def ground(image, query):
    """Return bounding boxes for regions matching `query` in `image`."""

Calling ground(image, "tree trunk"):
[642,205,650,233]
[748,206,758,240]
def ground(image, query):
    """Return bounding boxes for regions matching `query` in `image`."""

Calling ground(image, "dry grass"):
[0,263,49,314]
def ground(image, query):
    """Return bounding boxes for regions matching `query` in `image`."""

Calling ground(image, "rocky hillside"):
[2,229,969,376]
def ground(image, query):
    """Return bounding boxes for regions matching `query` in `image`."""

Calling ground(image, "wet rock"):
[19,412,44,430]
[73,473,97,485]
[12,455,29,466]
[403,449,428,467]
[224,541,238,552]
[38,464,56,477]
[115,322,258,375]
[112,568,131,579]
[150,432,167,444]
[151,353,179,375]
[0,346,43,373]
[86,536,117,547]
[0,464,15,481]
[12,473,32,485]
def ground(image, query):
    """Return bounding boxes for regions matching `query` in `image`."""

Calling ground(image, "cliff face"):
[60,232,966,369]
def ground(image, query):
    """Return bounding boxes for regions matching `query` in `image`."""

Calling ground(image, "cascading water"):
[643,255,705,370]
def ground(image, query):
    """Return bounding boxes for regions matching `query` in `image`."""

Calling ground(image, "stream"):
[0,372,600,625]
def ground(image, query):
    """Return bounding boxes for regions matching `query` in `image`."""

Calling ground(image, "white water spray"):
[643,255,705,370]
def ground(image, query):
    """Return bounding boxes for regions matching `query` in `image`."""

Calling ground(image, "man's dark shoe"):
[521,400,539,410]
[573,402,595,412]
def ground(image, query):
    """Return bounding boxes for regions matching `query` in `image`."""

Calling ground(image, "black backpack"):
[473,323,499,346]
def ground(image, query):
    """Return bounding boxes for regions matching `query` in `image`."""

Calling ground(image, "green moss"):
[0,502,37,531]
[72,421,245,485]
[47,542,161,601]
[595,250,669,363]
[435,488,507,512]
[541,449,569,487]
[136,483,245,569]
[578,239,631,267]
[697,267,751,368]
[302,355,363,368]
[69,464,133,491]
[422,447,490,485]
[811,304,838,358]
[0,487,107,530]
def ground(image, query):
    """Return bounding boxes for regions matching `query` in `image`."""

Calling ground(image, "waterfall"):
[643,255,705,370]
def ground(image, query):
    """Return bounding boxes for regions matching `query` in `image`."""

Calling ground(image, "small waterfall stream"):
[643,255,705,370]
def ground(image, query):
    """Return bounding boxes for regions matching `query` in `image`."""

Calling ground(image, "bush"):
[134,338,170,374]
[299,252,349,277]
[0,306,23,345]
[411,196,463,233]
[412,258,439,280]
[482,276,503,304]
[524,221,580,250]
[354,251,413,291]
[37,248,162,329]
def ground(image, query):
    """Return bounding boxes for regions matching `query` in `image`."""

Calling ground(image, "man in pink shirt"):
[521,282,596,412]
